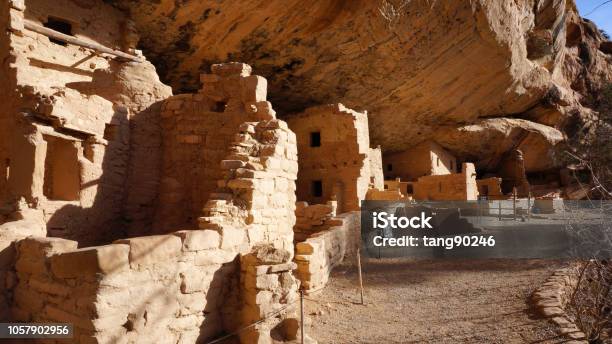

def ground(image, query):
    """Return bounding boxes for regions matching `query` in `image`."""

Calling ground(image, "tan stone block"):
[169,314,200,331]
[50,244,129,278]
[178,293,207,315]
[241,75,267,103]
[245,273,279,291]
[200,74,220,83]
[8,9,24,32]
[29,277,71,296]
[246,225,266,244]
[268,262,297,273]
[220,227,246,249]
[220,160,246,170]
[45,305,126,331]
[175,230,221,251]
[18,237,78,259]
[194,250,235,266]
[180,329,205,344]
[115,235,182,268]
[227,178,255,189]
[15,256,47,275]
[295,242,315,255]
[211,62,251,77]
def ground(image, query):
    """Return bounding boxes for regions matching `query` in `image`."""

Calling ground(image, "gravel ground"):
[304,259,569,344]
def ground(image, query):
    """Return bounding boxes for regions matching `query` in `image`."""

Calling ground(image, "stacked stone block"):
[239,245,301,344]
[294,201,339,242]
[8,63,303,344]
[294,212,361,293]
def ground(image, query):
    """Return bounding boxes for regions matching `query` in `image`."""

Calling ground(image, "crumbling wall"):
[476,177,504,199]
[10,75,300,342]
[413,163,479,200]
[287,104,382,213]
[294,212,360,293]
[154,63,293,234]
[1,0,170,244]
[384,141,457,181]
[294,201,340,242]
[239,245,302,343]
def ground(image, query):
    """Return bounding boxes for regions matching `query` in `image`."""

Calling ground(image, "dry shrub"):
[567,260,611,343]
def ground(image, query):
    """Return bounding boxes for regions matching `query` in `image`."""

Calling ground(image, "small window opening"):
[406,184,414,194]
[104,124,118,141]
[311,180,323,197]
[44,18,73,46]
[212,101,227,112]
[450,160,454,171]
[387,164,393,171]
[438,182,442,193]
[384,184,389,190]
[436,157,440,167]
[481,185,489,196]
[310,132,321,147]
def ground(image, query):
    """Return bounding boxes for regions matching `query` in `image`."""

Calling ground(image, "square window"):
[311,180,323,197]
[44,17,73,46]
[310,132,321,147]
[387,164,393,171]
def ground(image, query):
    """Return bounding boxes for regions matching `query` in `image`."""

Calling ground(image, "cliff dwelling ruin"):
[0,0,611,343]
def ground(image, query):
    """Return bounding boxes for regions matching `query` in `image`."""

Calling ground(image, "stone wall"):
[0,0,171,245]
[286,104,383,213]
[9,77,301,342]
[154,63,296,234]
[384,140,457,181]
[413,163,479,201]
[294,212,360,293]
[476,177,504,199]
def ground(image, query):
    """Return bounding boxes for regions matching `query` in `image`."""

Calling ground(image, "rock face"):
[108,0,612,171]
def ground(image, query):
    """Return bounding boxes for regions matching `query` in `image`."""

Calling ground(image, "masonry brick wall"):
[287,104,382,213]
[294,212,361,293]
[9,63,301,343]
[413,163,479,201]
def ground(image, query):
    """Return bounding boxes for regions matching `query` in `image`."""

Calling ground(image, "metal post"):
[498,201,502,221]
[357,248,364,305]
[513,188,517,221]
[300,290,304,344]
[527,193,531,221]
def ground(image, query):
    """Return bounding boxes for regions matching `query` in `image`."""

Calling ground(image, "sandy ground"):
[304,259,570,344]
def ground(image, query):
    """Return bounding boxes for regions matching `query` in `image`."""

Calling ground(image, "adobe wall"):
[294,212,361,293]
[10,84,301,343]
[286,104,383,213]
[413,163,479,200]
[384,141,457,181]
[0,0,171,245]
[476,177,504,199]
[154,63,297,235]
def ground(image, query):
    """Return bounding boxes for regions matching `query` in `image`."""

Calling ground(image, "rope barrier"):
[203,293,356,344]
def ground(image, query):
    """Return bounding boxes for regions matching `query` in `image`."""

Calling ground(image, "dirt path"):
[304,259,569,344]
